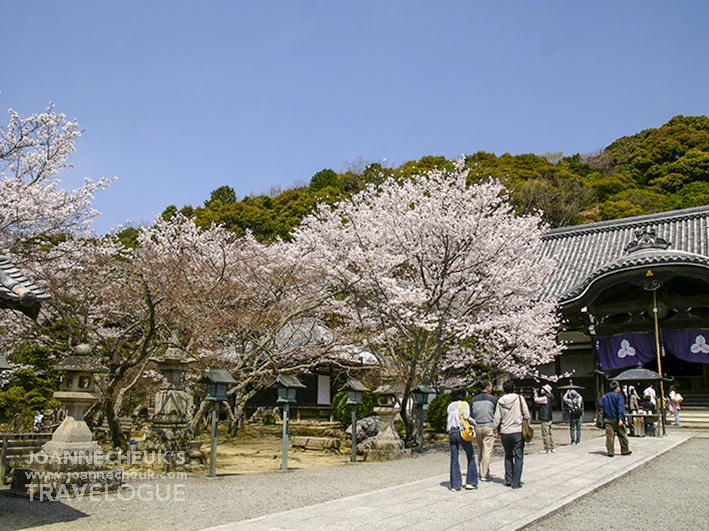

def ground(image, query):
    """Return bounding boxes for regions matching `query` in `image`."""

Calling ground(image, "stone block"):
[290,436,341,450]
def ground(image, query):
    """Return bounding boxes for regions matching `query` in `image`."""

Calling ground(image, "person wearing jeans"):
[669,386,683,426]
[446,387,479,491]
[563,389,584,444]
[494,380,530,489]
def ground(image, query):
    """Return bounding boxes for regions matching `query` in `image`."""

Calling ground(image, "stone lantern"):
[13,344,123,497]
[150,335,195,428]
[152,333,193,390]
[364,379,409,461]
[42,344,108,461]
[144,336,203,471]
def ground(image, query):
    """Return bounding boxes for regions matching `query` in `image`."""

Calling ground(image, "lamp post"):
[340,379,369,462]
[198,368,237,478]
[274,374,306,471]
[412,384,434,453]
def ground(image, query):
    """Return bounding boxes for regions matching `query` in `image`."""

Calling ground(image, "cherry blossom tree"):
[292,161,564,440]
[24,214,348,443]
[0,102,113,254]
[0,100,113,427]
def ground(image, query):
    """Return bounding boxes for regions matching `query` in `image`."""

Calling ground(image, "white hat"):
[542,384,553,394]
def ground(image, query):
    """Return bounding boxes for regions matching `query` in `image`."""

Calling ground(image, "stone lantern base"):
[362,406,410,461]
[143,389,205,471]
[9,412,124,499]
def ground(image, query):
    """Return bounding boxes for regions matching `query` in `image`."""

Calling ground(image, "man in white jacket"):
[494,381,530,489]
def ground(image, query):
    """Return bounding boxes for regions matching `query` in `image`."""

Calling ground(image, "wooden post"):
[350,404,357,463]
[0,434,9,485]
[281,403,290,471]
[208,401,219,478]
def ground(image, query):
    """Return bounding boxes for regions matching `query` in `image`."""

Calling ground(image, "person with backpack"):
[562,389,584,444]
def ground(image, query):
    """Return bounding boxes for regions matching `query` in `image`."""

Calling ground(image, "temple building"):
[536,204,709,406]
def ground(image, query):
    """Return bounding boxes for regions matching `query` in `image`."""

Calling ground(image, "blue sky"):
[2,1,708,233]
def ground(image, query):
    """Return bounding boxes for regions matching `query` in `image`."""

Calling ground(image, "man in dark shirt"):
[598,380,632,457]
[534,384,555,453]
[471,380,498,480]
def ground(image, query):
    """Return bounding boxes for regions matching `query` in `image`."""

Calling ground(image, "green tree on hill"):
[166,115,709,240]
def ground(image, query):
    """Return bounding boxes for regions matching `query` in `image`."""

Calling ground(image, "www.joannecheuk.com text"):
[27,449,187,466]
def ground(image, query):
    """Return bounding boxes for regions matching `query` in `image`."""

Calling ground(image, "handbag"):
[460,401,476,441]
[518,396,533,442]
[595,410,605,429]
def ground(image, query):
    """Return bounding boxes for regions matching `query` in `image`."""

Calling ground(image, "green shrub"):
[331,390,376,427]
[262,413,276,425]
[426,392,452,433]
[426,390,477,433]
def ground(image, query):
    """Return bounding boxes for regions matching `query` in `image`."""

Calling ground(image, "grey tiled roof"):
[0,255,50,319]
[539,205,709,303]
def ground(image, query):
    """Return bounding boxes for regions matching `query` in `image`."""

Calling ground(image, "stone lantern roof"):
[151,340,195,365]
[54,344,108,373]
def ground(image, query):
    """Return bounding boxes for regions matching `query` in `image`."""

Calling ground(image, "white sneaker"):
[550,449,556,453]
[539,450,548,454]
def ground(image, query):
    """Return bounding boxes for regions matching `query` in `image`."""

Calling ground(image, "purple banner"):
[663,329,709,364]
[594,332,656,370]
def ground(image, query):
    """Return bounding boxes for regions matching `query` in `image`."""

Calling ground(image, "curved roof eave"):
[559,249,709,309]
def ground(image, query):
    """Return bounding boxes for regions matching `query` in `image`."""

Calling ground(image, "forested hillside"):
[160,115,709,242]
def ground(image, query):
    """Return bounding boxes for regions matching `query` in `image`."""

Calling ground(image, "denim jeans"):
[569,417,582,444]
[500,432,524,487]
[673,407,681,426]
[449,430,478,489]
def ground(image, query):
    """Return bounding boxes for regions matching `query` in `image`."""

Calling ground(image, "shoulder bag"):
[460,401,476,441]
[519,396,534,442]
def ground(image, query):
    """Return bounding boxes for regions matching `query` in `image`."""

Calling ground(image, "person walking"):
[494,380,530,489]
[562,389,584,444]
[598,380,632,457]
[471,380,498,481]
[534,384,555,453]
[668,386,684,426]
[446,387,479,491]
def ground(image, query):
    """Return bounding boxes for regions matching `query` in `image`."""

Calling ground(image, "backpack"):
[569,399,583,418]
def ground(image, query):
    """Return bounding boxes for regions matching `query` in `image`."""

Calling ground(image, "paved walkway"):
[202,430,695,531]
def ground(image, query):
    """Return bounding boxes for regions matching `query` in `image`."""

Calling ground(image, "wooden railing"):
[0,432,53,485]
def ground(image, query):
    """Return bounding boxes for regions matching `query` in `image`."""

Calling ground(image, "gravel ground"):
[2,441,453,531]
[0,426,644,531]
[523,434,709,531]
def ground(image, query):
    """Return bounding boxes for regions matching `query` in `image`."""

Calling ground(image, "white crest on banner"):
[691,335,709,354]
[617,339,636,359]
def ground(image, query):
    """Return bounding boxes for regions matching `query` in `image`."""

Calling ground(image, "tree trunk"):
[104,395,125,448]
[191,399,212,430]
